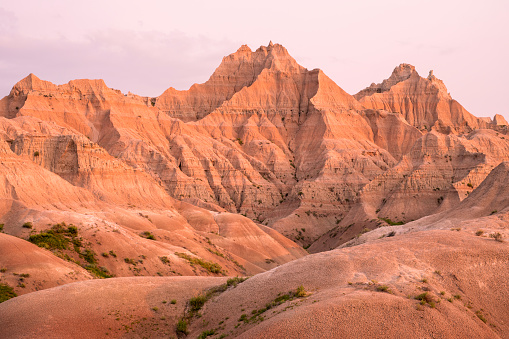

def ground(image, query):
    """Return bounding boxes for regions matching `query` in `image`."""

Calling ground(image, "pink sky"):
[1,0,508,120]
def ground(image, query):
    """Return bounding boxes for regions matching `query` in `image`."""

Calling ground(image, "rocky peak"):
[493,114,508,126]
[11,73,57,95]
[354,63,419,100]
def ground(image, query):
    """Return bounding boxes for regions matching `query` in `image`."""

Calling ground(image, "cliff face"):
[354,64,488,133]
[0,42,507,278]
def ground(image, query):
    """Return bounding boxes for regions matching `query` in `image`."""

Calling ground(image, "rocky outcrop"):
[0,42,507,255]
[355,64,488,133]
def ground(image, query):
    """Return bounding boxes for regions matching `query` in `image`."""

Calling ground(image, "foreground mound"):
[1,228,507,338]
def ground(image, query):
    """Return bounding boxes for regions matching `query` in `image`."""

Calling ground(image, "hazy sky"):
[1,0,508,120]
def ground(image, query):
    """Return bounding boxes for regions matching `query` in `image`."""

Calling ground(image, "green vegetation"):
[140,231,155,240]
[0,224,3,232]
[236,138,244,145]
[176,318,188,335]
[124,258,136,265]
[0,283,17,303]
[467,182,473,188]
[379,218,404,226]
[239,286,308,324]
[189,295,208,312]
[198,329,216,339]
[475,230,484,236]
[171,299,177,304]
[28,223,111,278]
[28,223,75,250]
[227,276,248,287]
[33,151,40,157]
[376,285,391,293]
[22,222,33,229]
[415,292,435,308]
[475,310,487,323]
[490,232,503,242]
[175,252,222,274]
[159,256,170,264]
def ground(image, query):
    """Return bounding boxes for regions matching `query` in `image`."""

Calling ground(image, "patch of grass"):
[28,223,78,250]
[124,258,136,265]
[376,285,391,293]
[140,231,155,240]
[242,286,308,324]
[81,249,97,264]
[226,277,247,287]
[85,265,112,278]
[171,299,177,304]
[475,310,487,323]
[176,318,188,335]
[22,222,33,229]
[379,218,404,226]
[198,329,216,339]
[0,283,17,303]
[415,292,435,307]
[175,252,222,274]
[189,295,208,312]
[490,232,503,242]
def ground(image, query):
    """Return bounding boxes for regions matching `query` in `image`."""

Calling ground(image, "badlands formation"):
[0,43,508,338]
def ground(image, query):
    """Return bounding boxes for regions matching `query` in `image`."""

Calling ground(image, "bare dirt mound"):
[0,276,226,338]
[2,229,506,338]
[187,230,508,338]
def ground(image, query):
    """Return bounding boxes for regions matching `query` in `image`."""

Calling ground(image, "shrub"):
[376,285,391,293]
[176,318,188,334]
[22,222,33,229]
[171,299,177,304]
[33,151,40,157]
[490,232,503,242]
[226,277,247,287]
[295,285,307,297]
[140,231,155,240]
[475,230,484,236]
[415,292,435,307]
[84,265,112,279]
[475,310,487,323]
[0,283,17,303]
[198,329,215,339]
[379,218,404,226]
[189,295,208,312]
[175,252,221,274]
[0,224,3,232]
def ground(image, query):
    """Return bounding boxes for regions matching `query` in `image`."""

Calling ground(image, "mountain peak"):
[11,73,57,95]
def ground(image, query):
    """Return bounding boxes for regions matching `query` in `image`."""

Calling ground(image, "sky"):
[1,0,508,120]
